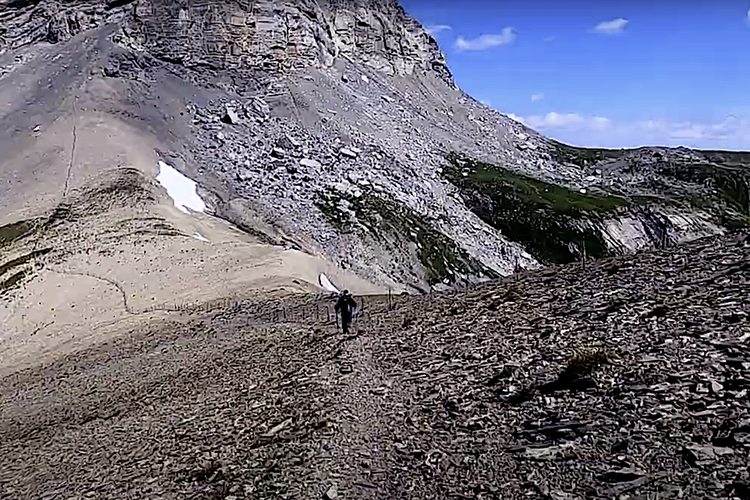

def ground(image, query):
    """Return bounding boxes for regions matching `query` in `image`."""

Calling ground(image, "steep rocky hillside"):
[446,147,750,265]
[2,230,748,499]
[3,0,747,294]
[1,2,749,499]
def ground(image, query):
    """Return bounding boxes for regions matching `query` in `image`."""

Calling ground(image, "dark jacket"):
[335,294,357,317]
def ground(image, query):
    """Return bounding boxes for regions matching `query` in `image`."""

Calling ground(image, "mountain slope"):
[1,1,749,498]
[3,0,748,296]
[126,0,748,280]
[1,0,748,376]
[0,18,383,375]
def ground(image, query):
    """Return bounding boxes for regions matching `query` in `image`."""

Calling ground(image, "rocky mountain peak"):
[0,0,453,84]
[1,0,748,293]
[129,0,453,82]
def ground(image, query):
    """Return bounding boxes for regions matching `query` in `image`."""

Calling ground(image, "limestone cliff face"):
[125,0,452,83]
[1,0,452,83]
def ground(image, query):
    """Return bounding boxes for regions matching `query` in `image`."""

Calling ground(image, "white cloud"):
[746,8,750,25]
[455,27,517,51]
[505,110,750,150]
[543,36,556,42]
[670,125,706,140]
[531,93,545,102]
[593,18,629,35]
[512,112,612,132]
[426,24,452,36]
[590,116,613,132]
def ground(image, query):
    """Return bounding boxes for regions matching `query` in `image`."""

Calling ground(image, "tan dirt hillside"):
[0,28,386,377]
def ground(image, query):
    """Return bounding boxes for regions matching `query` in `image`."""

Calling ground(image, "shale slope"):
[1,231,749,499]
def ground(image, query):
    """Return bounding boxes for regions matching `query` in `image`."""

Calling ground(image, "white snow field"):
[156,161,207,214]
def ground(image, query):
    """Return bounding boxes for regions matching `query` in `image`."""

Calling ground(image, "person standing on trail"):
[335,290,357,335]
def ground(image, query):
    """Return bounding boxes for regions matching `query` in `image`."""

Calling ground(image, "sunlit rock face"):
[124,0,452,83]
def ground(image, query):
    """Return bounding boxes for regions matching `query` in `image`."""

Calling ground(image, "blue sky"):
[401,0,750,151]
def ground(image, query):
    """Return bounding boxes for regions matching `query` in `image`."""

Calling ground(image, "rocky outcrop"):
[0,0,137,52]
[122,0,454,84]
[1,0,452,82]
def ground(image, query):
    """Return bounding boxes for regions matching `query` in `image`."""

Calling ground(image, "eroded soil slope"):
[1,231,748,499]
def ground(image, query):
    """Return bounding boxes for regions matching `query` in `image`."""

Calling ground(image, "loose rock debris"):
[1,231,749,499]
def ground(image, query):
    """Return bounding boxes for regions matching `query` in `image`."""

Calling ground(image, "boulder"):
[221,106,242,124]
[300,158,322,169]
[340,148,358,159]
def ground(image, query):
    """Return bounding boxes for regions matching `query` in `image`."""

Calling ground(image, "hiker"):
[335,289,357,335]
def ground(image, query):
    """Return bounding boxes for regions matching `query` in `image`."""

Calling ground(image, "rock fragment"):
[300,158,322,169]
[324,484,338,500]
[221,105,242,124]
[339,148,358,159]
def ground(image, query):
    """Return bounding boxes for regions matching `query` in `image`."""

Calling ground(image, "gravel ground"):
[2,231,749,499]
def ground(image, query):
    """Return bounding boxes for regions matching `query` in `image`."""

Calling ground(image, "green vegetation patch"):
[315,186,499,286]
[315,190,356,234]
[0,248,52,296]
[560,348,620,381]
[0,219,40,247]
[445,153,630,264]
[701,150,750,166]
[44,203,75,230]
[658,162,749,215]
[0,269,32,295]
[77,168,157,214]
[720,212,750,230]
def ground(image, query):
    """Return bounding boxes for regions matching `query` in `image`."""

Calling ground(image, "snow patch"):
[318,273,340,294]
[156,161,207,214]
[193,231,210,242]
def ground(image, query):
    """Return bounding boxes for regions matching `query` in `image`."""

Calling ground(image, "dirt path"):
[0,293,408,499]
